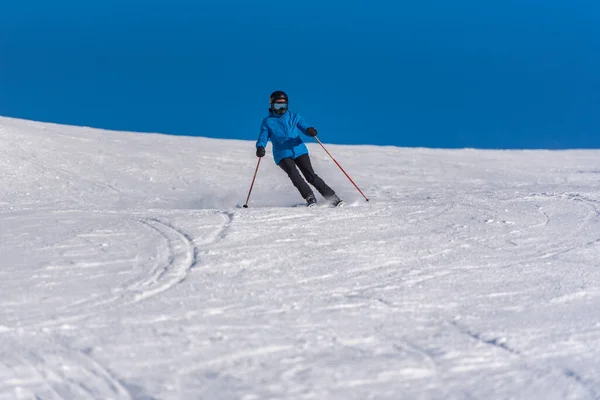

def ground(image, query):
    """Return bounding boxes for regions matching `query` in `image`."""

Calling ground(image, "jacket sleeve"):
[296,114,310,135]
[256,119,270,148]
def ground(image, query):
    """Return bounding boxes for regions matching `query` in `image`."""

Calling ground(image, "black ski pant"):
[278,154,336,199]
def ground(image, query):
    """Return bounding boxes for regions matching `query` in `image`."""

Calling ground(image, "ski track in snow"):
[2,117,600,399]
[0,209,233,399]
[129,217,197,303]
[2,210,235,331]
[449,319,599,399]
[1,333,134,400]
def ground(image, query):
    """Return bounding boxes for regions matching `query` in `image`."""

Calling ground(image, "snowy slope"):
[1,115,600,399]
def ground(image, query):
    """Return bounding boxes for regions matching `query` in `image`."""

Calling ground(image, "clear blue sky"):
[1,0,599,148]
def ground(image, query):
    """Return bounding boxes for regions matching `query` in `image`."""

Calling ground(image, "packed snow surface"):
[1,116,600,399]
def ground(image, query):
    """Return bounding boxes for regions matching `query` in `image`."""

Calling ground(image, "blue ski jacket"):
[256,110,311,165]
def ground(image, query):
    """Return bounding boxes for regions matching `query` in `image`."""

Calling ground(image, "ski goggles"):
[272,102,288,110]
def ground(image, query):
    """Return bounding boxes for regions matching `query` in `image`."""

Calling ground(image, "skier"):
[255,90,343,207]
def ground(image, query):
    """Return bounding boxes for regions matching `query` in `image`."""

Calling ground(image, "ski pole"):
[243,157,262,208]
[314,136,369,202]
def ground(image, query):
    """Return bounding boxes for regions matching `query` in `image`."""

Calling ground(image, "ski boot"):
[328,194,344,207]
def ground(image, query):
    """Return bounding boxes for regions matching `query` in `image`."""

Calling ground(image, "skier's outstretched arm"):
[296,114,310,134]
[297,115,317,137]
[256,120,270,149]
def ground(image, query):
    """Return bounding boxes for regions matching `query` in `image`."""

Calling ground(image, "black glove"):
[256,146,266,157]
[306,127,318,137]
